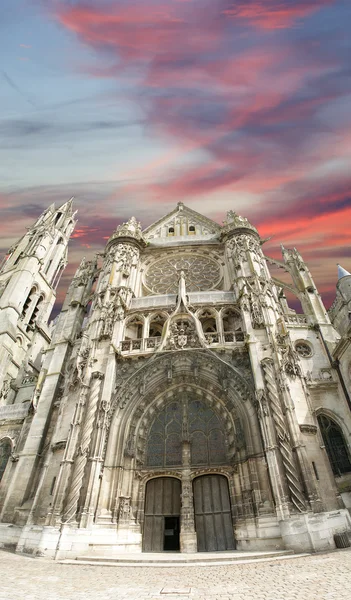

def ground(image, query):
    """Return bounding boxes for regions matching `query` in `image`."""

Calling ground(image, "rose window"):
[144,254,221,294]
[295,342,312,358]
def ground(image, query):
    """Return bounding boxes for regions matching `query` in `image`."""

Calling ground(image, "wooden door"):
[143,477,181,552]
[193,475,235,552]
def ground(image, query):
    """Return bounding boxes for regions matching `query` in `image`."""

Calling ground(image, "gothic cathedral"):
[0,200,350,558]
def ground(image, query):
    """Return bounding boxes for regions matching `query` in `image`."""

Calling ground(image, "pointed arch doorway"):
[139,389,239,552]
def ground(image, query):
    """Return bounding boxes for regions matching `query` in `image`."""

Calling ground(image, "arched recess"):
[221,308,244,342]
[317,413,351,476]
[123,314,144,340]
[107,351,258,469]
[148,313,167,338]
[197,309,218,343]
[0,438,12,482]
[97,350,267,524]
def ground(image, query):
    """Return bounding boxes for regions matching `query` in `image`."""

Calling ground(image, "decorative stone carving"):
[114,244,139,278]
[250,294,265,328]
[51,440,67,452]
[72,257,96,288]
[108,216,145,245]
[221,211,259,240]
[295,342,313,358]
[76,347,90,382]
[118,496,131,521]
[299,424,318,435]
[276,334,301,378]
[254,389,269,419]
[0,379,12,401]
[166,319,199,350]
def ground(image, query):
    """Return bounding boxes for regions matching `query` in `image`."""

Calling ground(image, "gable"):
[143,202,220,241]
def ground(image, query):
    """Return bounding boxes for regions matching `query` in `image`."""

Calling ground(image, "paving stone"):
[0,548,351,600]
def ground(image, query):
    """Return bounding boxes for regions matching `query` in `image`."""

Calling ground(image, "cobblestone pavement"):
[1,549,351,600]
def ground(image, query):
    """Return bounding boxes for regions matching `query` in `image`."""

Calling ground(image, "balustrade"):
[120,331,244,353]
[285,314,308,326]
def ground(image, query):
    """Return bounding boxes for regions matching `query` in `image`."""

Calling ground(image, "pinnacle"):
[337,264,351,280]
[57,197,74,214]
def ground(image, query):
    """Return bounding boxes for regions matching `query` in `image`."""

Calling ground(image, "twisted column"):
[261,359,307,512]
[63,372,104,523]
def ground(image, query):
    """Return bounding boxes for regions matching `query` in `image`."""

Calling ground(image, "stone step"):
[60,549,309,567]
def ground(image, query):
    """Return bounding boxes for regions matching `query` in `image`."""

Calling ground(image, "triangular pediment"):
[143,202,221,241]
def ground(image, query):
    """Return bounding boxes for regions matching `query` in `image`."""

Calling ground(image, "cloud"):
[222,1,333,30]
[1,0,350,313]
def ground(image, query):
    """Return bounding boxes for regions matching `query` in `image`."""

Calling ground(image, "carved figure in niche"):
[254,389,269,419]
[276,334,301,378]
[103,303,116,337]
[124,435,135,458]
[76,347,90,381]
[250,295,264,328]
[118,496,131,521]
[0,379,11,401]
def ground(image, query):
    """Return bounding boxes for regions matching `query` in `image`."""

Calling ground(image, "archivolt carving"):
[113,350,254,418]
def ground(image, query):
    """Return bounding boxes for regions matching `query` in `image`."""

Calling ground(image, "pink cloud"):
[222,1,333,30]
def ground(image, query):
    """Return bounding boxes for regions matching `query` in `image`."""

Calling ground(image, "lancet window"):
[0,439,12,482]
[318,414,351,476]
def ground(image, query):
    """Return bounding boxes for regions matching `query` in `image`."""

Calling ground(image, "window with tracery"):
[147,402,182,467]
[318,415,351,475]
[0,439,11,482]
[144,254,221,295]
[145,400,227,467]
[188,400,227,465]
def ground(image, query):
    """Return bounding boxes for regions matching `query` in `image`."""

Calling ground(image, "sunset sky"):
[1,0,350,311]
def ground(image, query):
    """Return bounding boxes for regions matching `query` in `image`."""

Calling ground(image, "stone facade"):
[0,201,350,559]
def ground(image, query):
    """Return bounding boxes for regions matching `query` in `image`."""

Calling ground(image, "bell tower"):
[0,199,76,396]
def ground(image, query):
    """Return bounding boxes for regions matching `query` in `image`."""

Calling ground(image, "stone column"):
[180,440,197,553]
[279,372,323,513]
[46,384,90,526]
[79,380,109,528]
[62,372,104,524]
[261,359,307,514]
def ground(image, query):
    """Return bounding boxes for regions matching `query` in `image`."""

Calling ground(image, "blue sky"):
[1,0,351,308]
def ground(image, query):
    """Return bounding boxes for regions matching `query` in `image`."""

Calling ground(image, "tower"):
[0,199,76,398]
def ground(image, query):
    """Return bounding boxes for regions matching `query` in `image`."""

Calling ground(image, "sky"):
[0,0,350,312]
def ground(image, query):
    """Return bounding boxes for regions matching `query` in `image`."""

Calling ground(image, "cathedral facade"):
[0,200,350,559]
